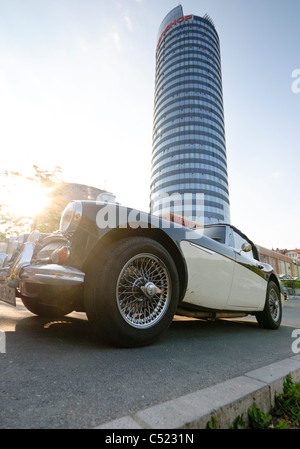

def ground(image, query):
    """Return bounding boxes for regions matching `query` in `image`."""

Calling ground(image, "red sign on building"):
[157,15,193,50]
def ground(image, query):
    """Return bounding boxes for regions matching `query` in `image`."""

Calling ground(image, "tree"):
[0,165,73,237]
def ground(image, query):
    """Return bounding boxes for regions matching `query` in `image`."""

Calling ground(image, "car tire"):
[256,281,282,330]
[84,237,180,347]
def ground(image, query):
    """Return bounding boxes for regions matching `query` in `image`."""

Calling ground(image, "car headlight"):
[60,201,83,234]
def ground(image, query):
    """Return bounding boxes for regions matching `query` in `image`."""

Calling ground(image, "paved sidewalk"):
[96,354,300,429]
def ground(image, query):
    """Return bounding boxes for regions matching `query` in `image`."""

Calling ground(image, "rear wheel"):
[84,237,180,347]
[256,281,282,329]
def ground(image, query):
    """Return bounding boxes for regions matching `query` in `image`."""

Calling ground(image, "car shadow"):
[1,311,255,353]
[18,316,104,347]
[2,299,292,353]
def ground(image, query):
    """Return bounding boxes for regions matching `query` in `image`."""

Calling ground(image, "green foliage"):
[205,376,300,429]
[247,375,300,429]
[275,373,300,427]
[230,414,246,429]
[248,402,273,429]
[282,280,300,289]
[273,419,289,429]
[247,402,289,429]
[206,416,218,429]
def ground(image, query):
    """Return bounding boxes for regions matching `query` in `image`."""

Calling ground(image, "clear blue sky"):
[0,0,299,250]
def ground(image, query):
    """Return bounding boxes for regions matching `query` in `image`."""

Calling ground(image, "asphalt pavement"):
[0,296,300,429]
[97,296,300,429]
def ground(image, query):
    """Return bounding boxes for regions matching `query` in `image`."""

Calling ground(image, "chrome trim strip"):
[20,264,85,286]
[3,230,41,287]
[190,242,215,255]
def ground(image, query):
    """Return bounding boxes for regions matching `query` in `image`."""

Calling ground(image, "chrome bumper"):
[20,264,85,285]
[0,230,85,289]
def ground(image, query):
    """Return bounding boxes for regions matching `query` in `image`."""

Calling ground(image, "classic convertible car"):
[0,201,283,347]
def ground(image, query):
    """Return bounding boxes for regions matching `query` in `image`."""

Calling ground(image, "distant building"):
[57,182,116,204]
[257,245,300,277]
[276,248,300,262]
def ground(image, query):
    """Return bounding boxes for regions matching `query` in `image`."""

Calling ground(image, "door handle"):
[257,263,273,273]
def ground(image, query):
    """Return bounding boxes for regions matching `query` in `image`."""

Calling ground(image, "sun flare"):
[2,178,50,219]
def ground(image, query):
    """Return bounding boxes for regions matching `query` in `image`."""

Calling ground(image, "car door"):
[226,228,266,310]
[180,226,236,310]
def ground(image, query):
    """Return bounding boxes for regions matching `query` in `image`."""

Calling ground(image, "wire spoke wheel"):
[269,288,280,322]
[84,237,179,347]
[116,253,171,329]
[256,280,282,330]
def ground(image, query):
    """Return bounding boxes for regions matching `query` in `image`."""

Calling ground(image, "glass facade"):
[150,6,230,225]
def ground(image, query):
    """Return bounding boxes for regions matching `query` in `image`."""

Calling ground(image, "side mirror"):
[241,243,252,253]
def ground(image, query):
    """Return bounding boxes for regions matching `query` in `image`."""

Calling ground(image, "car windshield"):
[202,226,226,244]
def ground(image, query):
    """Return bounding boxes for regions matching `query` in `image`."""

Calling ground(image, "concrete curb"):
[95,354,300,429]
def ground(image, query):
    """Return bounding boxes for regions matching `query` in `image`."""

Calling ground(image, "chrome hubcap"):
[141,282,162,299]
[269,288,280,322]
[116,254,171,329]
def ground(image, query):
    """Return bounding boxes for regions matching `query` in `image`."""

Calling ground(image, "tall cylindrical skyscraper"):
[150,5,230,225]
